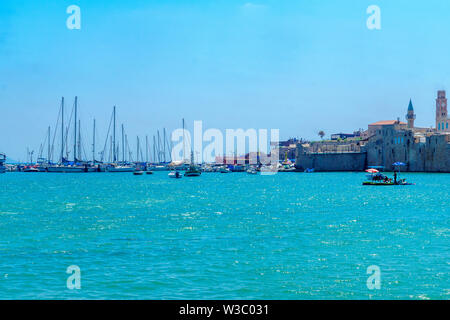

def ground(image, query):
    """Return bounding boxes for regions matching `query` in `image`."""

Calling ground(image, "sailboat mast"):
[136,136,140,163]
[153,135,156,163]
[61,97,64,164]
[78,120,82,160]
[109,136,112,162]
[47,126,51,163]
[165,130,172,162]
[125,134,130,162]
[182,118,186,162]
[113,106,116,163]
[121,124,125,164]
[145,135,149,163]
[92,119,96,162]
[74,96,78,162]
[163,128,166,163]
[157,130,161,163]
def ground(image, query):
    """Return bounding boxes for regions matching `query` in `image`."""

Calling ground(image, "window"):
[438,123,441,130]
[447,123,449,129]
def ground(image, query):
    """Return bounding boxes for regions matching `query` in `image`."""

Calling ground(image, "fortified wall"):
[296,144,367,171]
[296,127,450,172]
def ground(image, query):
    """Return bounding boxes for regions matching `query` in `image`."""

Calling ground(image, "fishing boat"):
[363,165,414,186]
[362,180,414,186]
[0,153,6,174]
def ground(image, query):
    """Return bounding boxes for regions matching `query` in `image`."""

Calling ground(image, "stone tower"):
[436,90,449,132]
[406,99,416,129]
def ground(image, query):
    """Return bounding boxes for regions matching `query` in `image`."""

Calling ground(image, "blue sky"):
[1,0,450,160]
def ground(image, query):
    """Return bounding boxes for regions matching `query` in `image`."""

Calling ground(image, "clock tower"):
[436,90,449,132]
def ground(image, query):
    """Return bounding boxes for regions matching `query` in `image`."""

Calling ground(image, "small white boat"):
[133,170,144,176]
[246,167,258,175]
[168,171,182,178]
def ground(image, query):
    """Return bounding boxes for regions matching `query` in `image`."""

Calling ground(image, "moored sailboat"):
[184,151,201,177]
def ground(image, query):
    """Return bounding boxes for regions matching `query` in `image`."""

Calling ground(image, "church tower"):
[436,90,449,132]
[406,99,416,129]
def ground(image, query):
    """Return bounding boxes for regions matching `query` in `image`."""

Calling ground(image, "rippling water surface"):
[0,172,448,299]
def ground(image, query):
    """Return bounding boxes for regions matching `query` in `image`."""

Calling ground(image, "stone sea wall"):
[296,152,367,172]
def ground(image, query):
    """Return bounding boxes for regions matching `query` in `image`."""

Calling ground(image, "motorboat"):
[168,171,182,178]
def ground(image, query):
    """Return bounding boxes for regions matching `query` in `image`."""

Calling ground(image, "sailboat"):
[105,112,134,172]
[47,97,87,173]
[184,151,202,177]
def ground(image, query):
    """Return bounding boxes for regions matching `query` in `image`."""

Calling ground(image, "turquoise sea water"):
[0,171,448,299]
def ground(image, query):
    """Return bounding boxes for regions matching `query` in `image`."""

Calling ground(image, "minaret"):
[436,90,448,132]
[405,99,416,129]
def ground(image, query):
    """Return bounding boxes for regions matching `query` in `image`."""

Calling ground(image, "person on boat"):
[394,171,398,185]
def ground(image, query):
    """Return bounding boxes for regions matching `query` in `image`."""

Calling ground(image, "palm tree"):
[318,131,325,140]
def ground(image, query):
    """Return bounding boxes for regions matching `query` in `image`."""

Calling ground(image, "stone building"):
[436,90,450,132]
[296,91,450,172]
